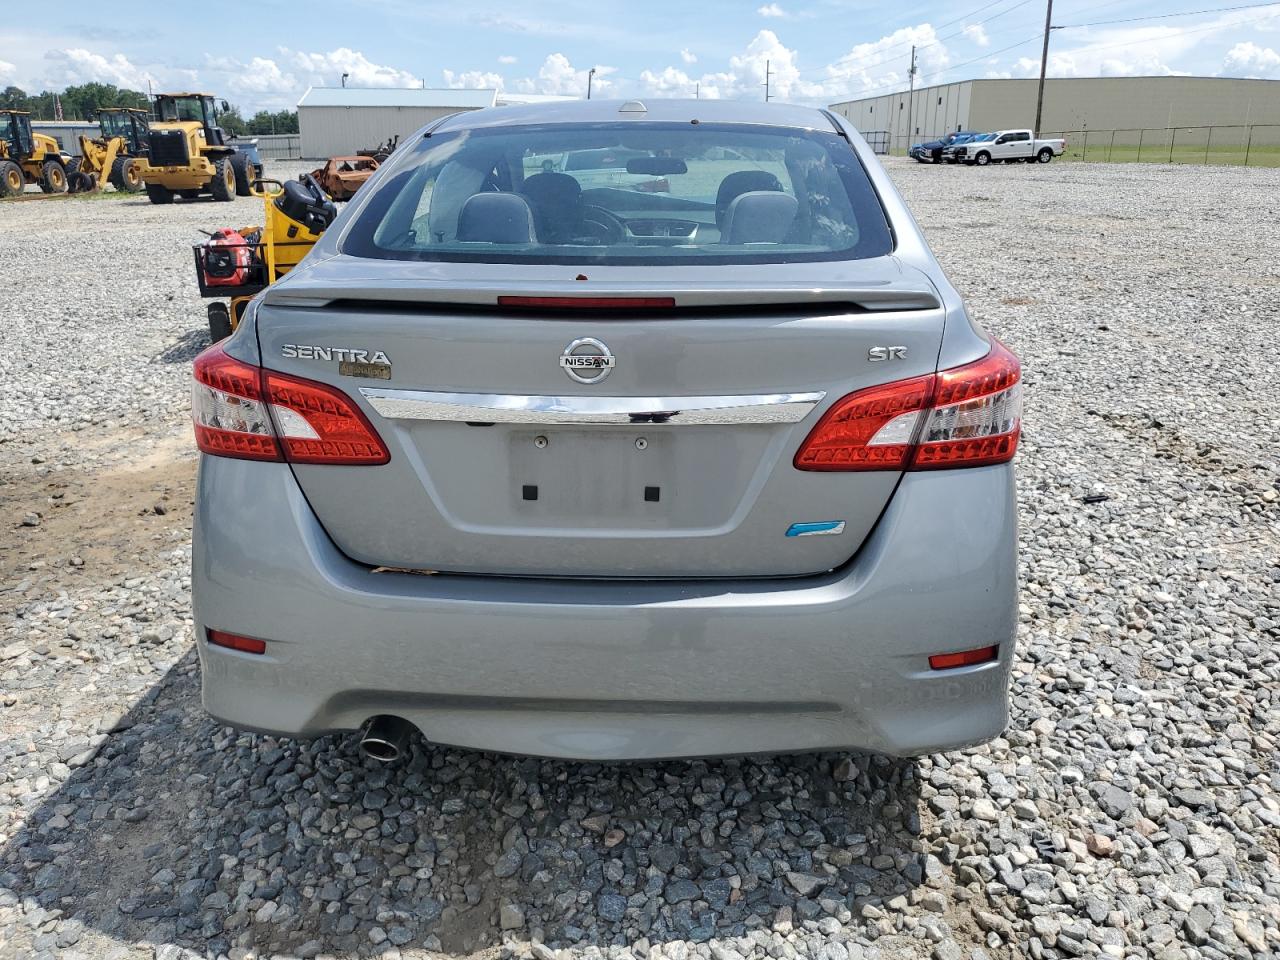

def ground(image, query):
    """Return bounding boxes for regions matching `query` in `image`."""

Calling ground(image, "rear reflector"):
[929,645,999,670]
[496,296,676,310]
[206,629,267,655]
[795,338,1021,472]
[192,344,389,465]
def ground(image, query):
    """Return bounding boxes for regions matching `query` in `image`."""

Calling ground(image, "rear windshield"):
[342,122,893,265]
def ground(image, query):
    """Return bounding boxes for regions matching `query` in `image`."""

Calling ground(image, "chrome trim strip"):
[360,388,826,426]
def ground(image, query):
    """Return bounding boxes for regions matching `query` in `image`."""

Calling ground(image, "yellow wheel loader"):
[193,175,337,341]
[135,93,262,204]
[67,108,150,193]
[0,110,70,197]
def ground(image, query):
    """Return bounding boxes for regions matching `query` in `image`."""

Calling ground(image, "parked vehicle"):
[908,131,974,163]
[0,110,70,196]
[136,93,262,203]
[305,154,380,201]
[954,129,1065,166]
[66,108,151,193]
[940,132,989,163]
[190,99,1022,762]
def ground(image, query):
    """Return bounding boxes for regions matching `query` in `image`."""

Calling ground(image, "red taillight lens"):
[263,370,389,465]
[793,375,934,471]
[794,338,1021,472]
[192,344,388,465]
[929,645,999,670]
[496,296,676,310]
[206,628,267,655]
[192,346,282,461]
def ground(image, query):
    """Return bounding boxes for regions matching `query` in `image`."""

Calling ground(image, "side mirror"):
[221,100,230,113]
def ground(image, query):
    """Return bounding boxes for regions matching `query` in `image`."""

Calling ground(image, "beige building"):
[829,76,1280,153]
[297,87,498,159]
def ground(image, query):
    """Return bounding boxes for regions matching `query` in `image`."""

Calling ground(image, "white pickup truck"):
[952,129,1066,166]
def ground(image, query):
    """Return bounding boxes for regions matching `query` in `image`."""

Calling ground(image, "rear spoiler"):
[264,279,941,313]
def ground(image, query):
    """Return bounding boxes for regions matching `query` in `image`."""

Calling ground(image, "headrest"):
[715,170,783,227]
[456,193,536,244]
[719,191,798,245]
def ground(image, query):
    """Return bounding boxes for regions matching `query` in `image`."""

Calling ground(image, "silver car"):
[191,99,1021,761]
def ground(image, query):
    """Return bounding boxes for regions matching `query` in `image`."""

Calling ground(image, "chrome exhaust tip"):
[358,715,413,763]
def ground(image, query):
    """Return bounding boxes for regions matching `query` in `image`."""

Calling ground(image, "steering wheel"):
[579,204,626,244]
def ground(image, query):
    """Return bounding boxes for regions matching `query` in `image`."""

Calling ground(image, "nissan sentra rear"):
[190,99,1021,761]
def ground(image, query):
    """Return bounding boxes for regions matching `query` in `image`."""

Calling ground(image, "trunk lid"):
[257,256,946,578]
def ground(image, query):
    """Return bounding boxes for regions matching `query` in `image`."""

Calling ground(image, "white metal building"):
[829,76,1280,154]
[297,87,498,159]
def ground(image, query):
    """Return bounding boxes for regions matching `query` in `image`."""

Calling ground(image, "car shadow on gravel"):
[156,328,211,364]
[2,653,925,958]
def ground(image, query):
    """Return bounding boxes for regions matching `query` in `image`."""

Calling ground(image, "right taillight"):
[192,344,389,465]
[795,338,1021,472]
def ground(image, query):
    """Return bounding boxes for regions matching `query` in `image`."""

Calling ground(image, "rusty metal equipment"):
[305,154,380,201]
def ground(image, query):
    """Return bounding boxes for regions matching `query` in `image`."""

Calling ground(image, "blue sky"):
[2,1,1278,112]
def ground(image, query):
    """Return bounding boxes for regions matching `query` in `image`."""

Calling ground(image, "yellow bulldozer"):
[67,107,151,194]
[0,110,70,197]
[135,92,261,204]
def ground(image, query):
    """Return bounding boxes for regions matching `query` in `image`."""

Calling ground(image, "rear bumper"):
[192,458,1017,760]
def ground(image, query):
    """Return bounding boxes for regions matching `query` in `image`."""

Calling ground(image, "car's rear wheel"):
[1037,148,1054,163]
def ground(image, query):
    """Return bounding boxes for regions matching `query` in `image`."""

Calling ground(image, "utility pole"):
[907,45,917,147]
[1033,0,1054,136]
[695,82,700,100]
[587,67,596,100]
[764,59,773,102]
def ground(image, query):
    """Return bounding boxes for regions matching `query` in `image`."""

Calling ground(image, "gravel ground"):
[1,158,1277,960]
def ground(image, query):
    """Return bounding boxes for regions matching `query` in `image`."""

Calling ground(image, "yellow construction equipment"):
[0,110,70,197]
[67,108,150,193]
[135,92,261,204]
[193,175,337,341]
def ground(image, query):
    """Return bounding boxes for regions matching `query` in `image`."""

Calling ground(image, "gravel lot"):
[1,158,1277,960]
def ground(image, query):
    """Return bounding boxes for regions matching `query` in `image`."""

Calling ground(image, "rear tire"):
[1037,148,1054,164]
[210,157,236,201]
[145,182,175,204]
[974,151,991,166]
[0,160,25,197]
[112,156,144,193]
[207,302,233,343]
[40,160,68,193]
[229,152,252,196]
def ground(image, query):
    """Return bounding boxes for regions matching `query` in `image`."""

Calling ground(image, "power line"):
[811,0,1037,78]
[1056,0,1280,28]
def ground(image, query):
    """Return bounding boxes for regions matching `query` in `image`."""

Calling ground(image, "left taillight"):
[192,344,389,465]
[795,338,1022,472]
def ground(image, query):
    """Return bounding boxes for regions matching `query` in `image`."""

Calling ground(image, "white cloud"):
[498,55,517,65]
[680,48,697,64]
[512,53,615,97]
[289,47,420,89]
[40,48,159,91]
[823,24,949,99]
[204,54,297,102]
[442,68,505,90]
[963,24,990,48]
[0,59,15,80]
[757,4,787,17]
[641,30,827,101]
[1222,41,1280,78]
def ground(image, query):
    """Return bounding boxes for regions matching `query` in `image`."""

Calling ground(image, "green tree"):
[0,86,31,111]
[218,106,247,136]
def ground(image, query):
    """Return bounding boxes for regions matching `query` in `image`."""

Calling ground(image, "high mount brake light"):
[192,344,389,465]
[496,296,676,310]
[795,338,1021,472]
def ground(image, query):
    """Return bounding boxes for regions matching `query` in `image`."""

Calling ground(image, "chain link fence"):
[1042,125,1280,167]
